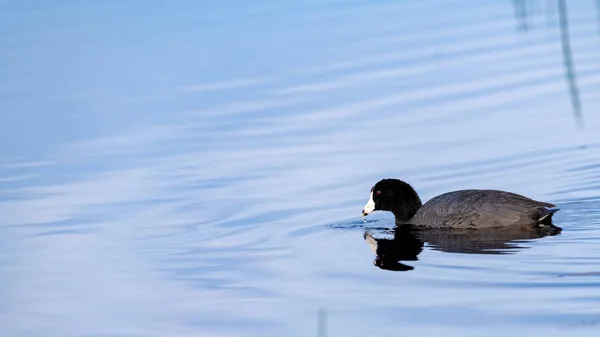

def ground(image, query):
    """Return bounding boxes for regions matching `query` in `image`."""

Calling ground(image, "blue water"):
[2,1,600,336]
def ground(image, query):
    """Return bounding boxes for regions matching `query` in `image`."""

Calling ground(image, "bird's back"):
[407,189,557,229]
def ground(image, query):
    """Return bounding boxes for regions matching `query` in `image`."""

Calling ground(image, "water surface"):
[2,1,600,336]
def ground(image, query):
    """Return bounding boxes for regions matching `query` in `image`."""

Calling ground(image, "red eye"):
[375,190,381,196]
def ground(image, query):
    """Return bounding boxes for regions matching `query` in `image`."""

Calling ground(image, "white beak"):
[362,191,376,216]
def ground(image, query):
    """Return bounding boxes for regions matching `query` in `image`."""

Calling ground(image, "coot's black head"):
[362,178,423,222]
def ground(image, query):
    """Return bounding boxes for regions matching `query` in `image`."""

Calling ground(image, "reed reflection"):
[512,0,587,128]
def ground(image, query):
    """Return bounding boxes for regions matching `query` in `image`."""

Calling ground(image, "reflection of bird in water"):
[364,224,561,272]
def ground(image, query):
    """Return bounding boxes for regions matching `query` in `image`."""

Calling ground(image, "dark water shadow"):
[364,224,562,272]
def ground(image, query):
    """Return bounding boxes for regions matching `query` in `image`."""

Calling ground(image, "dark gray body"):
[405,189,558,229]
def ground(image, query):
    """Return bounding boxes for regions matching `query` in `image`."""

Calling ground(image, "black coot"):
[362,179,560,229]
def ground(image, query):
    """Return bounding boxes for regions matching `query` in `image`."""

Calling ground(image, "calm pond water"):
[2,0,600,336]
